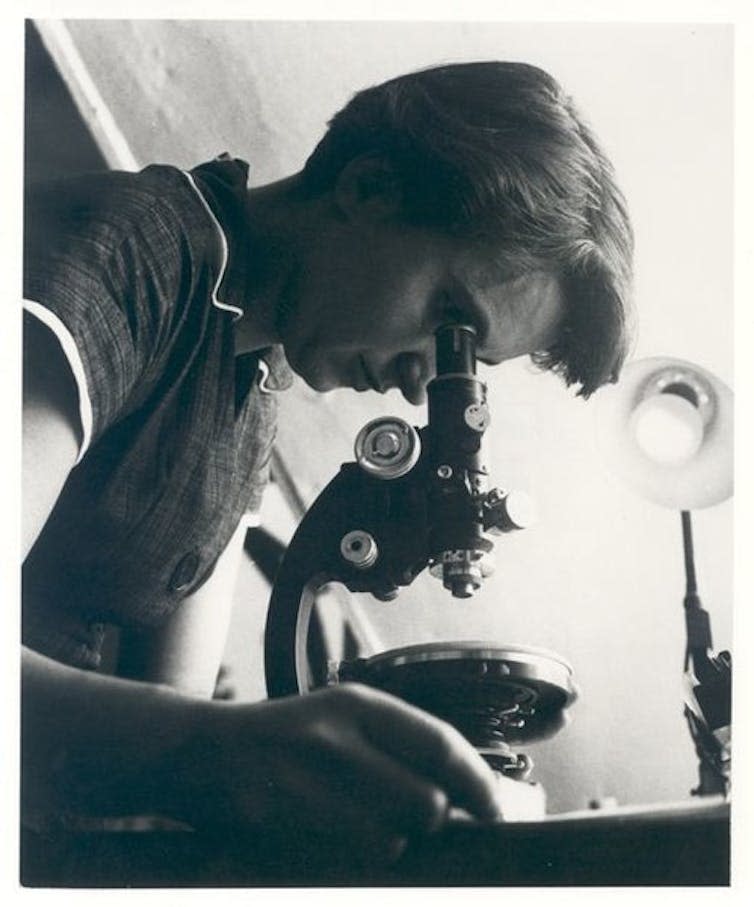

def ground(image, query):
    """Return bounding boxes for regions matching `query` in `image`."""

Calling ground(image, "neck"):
[233,172,311,354]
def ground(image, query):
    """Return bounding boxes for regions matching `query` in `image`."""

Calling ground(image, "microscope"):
[264,324,576,804]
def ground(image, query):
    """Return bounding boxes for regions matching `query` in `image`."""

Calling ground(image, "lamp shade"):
[594,357,733,509]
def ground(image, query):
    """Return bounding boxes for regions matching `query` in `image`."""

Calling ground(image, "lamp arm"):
[679,510,731,797]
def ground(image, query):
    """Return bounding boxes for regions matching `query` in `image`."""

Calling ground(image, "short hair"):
[302,61,634,397]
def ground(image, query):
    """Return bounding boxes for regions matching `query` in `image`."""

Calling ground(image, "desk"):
[21,798,729,887]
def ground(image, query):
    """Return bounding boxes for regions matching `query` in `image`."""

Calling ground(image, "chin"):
[300,369,340,394]
[289,348,353,395]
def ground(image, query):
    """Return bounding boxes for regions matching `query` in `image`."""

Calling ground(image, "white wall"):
[58,19,733,813]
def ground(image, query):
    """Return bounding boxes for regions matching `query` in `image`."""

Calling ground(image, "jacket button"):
[169,551,200,593]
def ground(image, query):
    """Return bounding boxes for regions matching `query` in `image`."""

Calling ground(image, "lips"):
[360,356,385,393]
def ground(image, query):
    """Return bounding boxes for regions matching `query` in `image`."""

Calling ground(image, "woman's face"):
[278,220,564,405]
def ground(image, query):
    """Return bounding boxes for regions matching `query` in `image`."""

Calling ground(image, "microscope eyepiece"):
[435,323,477,376]
[425,324,493,597]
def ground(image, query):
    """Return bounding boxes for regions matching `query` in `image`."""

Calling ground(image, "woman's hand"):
[179,683,505,864]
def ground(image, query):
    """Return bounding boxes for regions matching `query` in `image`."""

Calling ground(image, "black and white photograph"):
[4,0,749,894]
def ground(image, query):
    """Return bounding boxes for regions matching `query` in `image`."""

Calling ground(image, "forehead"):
[445,242,565,363]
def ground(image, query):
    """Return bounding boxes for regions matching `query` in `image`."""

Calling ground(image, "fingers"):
[304,721,451,834]
[335,684,504,822]
[235,693,452,838]
[226,684,504,856]
[253,749,413,867]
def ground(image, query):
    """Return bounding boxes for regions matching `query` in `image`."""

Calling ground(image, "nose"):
[395,351,431,405]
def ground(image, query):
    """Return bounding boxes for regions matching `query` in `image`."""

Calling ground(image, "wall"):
[24,22,107,184]
[40,19,733,814]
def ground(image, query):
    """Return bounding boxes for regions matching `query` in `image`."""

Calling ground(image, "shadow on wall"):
[24,21,107,185]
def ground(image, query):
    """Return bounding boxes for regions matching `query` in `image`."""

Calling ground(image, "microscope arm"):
[264,460,431,698]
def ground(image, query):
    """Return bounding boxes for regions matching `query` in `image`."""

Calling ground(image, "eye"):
[432,287,490,347]
[438,299,470,330]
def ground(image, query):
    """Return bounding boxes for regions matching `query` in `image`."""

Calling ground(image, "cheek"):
[337,291,407,346]
[305,254,434,352]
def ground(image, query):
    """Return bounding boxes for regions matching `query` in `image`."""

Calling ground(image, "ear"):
[333,155,403,224]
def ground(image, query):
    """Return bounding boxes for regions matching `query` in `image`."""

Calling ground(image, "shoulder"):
[23,164,224,342]
[24,165,214,263]
[22,164,227,451]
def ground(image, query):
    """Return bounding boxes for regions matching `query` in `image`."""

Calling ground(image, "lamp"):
[594,356,733,510]
[595,356,733,796]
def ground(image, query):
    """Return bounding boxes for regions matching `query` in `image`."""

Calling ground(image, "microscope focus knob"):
[484,489,537,534]
[354,417,421,479]
[340,529,379,569]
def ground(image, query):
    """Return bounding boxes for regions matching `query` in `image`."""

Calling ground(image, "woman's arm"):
[22,315,80,560]
[21,645,209,825]
[116,517,248,699]
[22,645,506,854]
[21,315,202,824]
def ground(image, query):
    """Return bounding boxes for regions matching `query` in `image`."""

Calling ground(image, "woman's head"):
[301,61,634,396]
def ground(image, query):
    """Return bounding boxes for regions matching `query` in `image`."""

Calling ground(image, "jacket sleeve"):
[23,166,215,462]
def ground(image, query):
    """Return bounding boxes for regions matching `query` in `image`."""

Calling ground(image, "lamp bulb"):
[630,393,704,465]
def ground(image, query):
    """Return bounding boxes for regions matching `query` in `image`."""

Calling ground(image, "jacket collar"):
[189,155,294,393]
